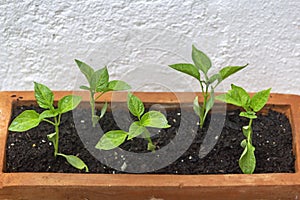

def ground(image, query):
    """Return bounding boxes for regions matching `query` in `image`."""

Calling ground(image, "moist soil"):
[5,103,295,174]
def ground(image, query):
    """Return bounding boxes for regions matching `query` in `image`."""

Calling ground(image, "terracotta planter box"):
[0,91,300,199]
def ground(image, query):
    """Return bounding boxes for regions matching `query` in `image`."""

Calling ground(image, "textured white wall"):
[1,0,299,94]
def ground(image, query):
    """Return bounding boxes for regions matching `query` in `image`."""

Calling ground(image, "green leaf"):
[215,94,241,107]
[128,122,147,140]
[218,64,248,82]
[168,63,200,80]
[239,142,256,174]
[208,74,220,84]
[242,125,252,138]
[97,67,109,90]
[99,102,108,119]
[47,132,57,146]
[204,90,215,118]
[230,84,250,108]
[57,153,89,172]
[91,67,108,91]
[192,45,212,75]
[147,143,156,151]
[193,96,203,117]
[34,82,54,109]
[75,59,94,85]
[240,111,257,119]
[216,84,250,109]
[140,111,171,128]
[79,85,90,91]
[39,109,59,120]
[9,110,41,132]
[58,95,82,114]
[127,93,145,118]
[95,130,128,150]
[106,80,131,91]
[240,139,247,148]
[250,88,271,112]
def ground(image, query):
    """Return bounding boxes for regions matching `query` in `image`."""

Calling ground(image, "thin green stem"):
[143,129,155,151]
[58,113,62,124]
[204,73,209,83]
[199,81,210,128]
[199,80,205,97]
[248,118,253,144]
[53,116,60,157]
[43,119,55,126]
[90,91,95,116]
[89,91,98,127]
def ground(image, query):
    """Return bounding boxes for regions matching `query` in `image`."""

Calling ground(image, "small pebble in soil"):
[121,162,127,171]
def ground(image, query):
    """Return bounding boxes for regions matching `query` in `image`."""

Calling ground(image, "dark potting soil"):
[5,103,295,174]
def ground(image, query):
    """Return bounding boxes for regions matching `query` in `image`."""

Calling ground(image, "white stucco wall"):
[1,0,299,94]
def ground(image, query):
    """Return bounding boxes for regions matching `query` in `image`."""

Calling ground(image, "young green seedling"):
[169,45,248,128]
[75,59,131,127]
[95,93,171,151]
[216,84,271,174]
[8,82,89,172]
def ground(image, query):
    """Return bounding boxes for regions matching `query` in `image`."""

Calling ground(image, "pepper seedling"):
[169,45,248,128]
[8,82,89,172]
[75,59,131,127]
[216,84,271,174]
[95,92,171,151]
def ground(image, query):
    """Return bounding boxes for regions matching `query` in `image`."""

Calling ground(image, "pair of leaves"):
[57,153,89,172]
[216,84,271,119]
[76,59,107,91]
[169,63,247,85]
[162,45,212,80]
[9,96,81,132]
[35,82,82,114]
[193,90,214,121]
[95,93,170,150]
[169,45,247,85]
[76,59,131,93]
[9,82,82,132]
[127,93,170,128]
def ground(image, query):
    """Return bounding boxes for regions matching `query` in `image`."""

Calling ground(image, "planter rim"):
[1,91,300,193]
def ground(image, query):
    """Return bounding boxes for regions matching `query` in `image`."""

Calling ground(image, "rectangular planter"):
[0,91,300,200]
